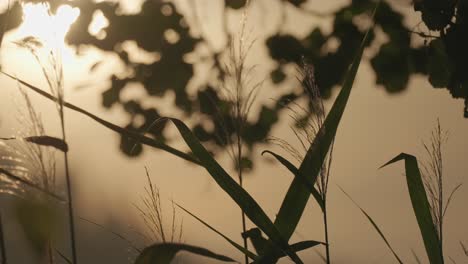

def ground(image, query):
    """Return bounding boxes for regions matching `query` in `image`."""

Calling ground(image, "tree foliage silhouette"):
[2,0,466,162]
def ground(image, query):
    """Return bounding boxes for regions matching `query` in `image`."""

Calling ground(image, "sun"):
[18,2,80,49]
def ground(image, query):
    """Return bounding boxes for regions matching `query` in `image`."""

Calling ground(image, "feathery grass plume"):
[135,168,183,245]
[14,28,77,263]
[421,119,462,259]
[0,84,59,198]
[0,85,61,263]
[268,59,334,263]
[209,1,259,262]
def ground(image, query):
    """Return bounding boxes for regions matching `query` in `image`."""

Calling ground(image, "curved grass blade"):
[134,243,235,264]
[0,71,201,165]
[1,136,68,152]
[262,150,324,211]
[381,153,442,264]
[260,4,381,262]
[338,186,403,264]
[166,118,303,263]
[176,203,258,261]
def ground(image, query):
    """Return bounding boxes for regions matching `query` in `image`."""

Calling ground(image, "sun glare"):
[18,3,80,49]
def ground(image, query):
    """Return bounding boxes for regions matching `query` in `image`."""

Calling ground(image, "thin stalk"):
[59,109,77,264]
[0,213,7,264]
[237,132,248,264]
[47,240,54,264]
[322,199,330,264]
[439,173,443,262]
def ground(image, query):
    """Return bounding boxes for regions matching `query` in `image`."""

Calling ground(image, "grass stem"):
[323,200,330,264]
[60,107,78,264]
[0,213,7,264]
[237,133,248,264]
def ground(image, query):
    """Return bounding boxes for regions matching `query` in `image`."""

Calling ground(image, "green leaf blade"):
[381,153,442,264]
[259,5,380,262]
[167,118,303,263]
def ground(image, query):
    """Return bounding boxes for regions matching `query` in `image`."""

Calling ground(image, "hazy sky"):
[0,1,467,263]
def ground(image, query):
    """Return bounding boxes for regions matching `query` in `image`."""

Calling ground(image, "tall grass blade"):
[176,203,258,260]
[338,186,403,264]
[165,118,303,263]
[381,153,443,264]
[262,150,324,211]
[134,243,235,264]
[0,136,68,152]
[0,71,200,165]
[260,4,380,262]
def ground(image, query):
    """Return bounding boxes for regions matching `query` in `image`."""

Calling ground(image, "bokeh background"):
[0,0,467,263]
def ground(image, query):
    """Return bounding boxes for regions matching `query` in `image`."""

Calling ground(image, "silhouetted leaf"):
[165,118,303,263]
[134,243,235,264]
[25,136,68,152]
[0,136,68,152]
[381,153,442,264]
[259,5,378,262]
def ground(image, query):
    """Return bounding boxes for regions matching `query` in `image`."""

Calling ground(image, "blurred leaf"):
[134,243,235,264]
[165,118,303,263]
[371,42,410,93]
[339,186,403,264]
[428,39,452,88]
[270,68,286,84]
[120,124,144,157]
[225,0,247,9]
[267,35,305,63]
[414,0,456,31]
[381,153,443,264]
[24,136,68,152]
[0,136,68,152]
[286,0,306,7]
